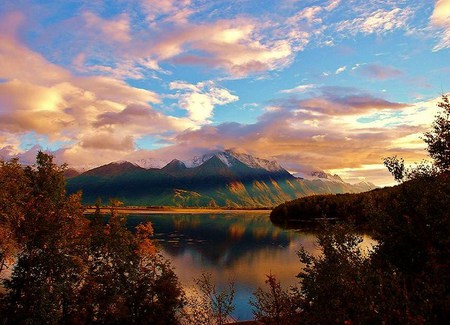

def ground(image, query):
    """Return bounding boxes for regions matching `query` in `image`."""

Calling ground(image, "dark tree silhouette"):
[423,94,450,171]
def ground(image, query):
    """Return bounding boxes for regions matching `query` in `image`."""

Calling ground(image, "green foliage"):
[0,152,184,324]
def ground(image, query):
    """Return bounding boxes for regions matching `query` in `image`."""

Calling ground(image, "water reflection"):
[126,213,320,321]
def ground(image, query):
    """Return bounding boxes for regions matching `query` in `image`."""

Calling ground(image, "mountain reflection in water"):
[124,213,313,320]
[125,213,373,321]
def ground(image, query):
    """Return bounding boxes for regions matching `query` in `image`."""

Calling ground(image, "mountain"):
[161,159,188,175]
[64,168,80,179]
[66,150,377,208]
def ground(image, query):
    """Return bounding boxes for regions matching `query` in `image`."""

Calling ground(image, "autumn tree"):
[0,158,29,277]
[0,152,87,323]
[74,199,184,324]
[0,152,185,324]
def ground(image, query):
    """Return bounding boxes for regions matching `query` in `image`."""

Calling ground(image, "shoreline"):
[84,207,273,215]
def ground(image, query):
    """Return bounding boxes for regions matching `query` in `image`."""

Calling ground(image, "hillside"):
[67,150,376,208]
[270,172,450,228]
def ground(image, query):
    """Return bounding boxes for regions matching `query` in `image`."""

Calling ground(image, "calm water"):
[126,212,325,321]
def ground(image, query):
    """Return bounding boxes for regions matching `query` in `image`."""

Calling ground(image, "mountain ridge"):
[67,150,376,208]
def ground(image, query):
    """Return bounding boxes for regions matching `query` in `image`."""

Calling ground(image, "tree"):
[384,94,450,182]
[0,158,29,277]
[296,95,450,323]
[182,273,235,325]
[423,94,450,171]
[253,94,450,324]
[250,274,299,324]
[0,152,185,324]
[0,152,87,323]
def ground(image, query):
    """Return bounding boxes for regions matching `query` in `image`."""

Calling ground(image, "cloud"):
[288,0,341,25]
[150,19,295,77]
[0,79,67,135]
[0,14,193,167]
[277,87,410,116]
[430,0,450,51]
[335,66,347,74]
[325,0,341,11]
[169,106,424,175]
[359,64,403,80]
[140,0,193,24]
[59,5,303,78]
[280,84,316,94]
[81,133,135,151]
[169,81,238,123]
[0,12,69,85]
[328,165,393,186]
[92,104,190,133]
[82,12,131,43]
[288,6,324,25]
[336,7,413,35]
[152,89,439,186]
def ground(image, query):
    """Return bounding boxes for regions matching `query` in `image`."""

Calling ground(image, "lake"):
[125,212,370,321]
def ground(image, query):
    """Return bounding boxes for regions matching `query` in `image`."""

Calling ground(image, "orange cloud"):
[0,13,193,167]
[146,19,294,77]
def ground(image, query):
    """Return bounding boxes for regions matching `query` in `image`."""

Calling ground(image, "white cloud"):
[325,0,341,11]
[336,7,413,35]
[170,81,238,123]
[280,84,316,94]
[430,0,450,51]
[335,66,347,74]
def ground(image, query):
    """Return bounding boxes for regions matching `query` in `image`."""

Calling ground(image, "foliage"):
[383,155,406,182]
[0,152,184,324]
[423,94,450,171]
[250,274,299,324]
[270,191,377,227]
[258,95,450,323]
[182,272,235,325]
[297,226,378,324]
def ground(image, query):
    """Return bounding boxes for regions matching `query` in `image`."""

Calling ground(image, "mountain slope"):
[67,151,376,208]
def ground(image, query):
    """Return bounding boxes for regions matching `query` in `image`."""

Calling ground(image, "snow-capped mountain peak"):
[215,152,234,167]
[111,160,139,167]
[225,150,284,172]
[294,170,345,183]
[183,150,284,172]
[132,157,169,169]
[184,153,215,168]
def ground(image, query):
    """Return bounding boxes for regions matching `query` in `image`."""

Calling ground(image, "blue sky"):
[0,0,449,185]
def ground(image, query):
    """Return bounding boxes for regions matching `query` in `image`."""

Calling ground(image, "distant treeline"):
[270,173,450,230]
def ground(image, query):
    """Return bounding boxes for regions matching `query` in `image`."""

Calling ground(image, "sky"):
[0,0,449,186]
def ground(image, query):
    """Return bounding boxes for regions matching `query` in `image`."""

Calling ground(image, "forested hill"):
[270,172,450,229]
